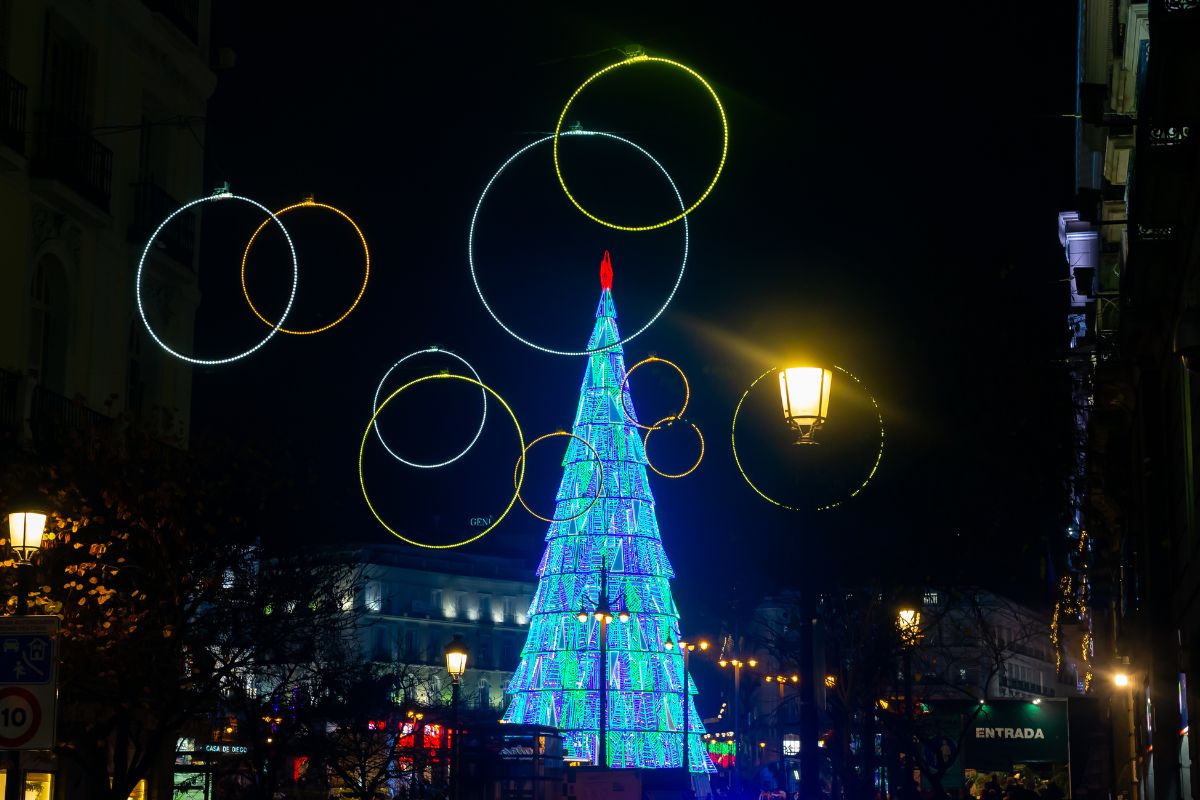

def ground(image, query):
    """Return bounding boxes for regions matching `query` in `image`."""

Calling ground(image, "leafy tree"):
[0,419,362,800]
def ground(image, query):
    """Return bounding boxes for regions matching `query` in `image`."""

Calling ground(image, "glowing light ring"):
[241,199,369,335]
[731,366,885,512]
[359,374,525,549]
[469,130,688,356]
[512,431,605,523]
[619,356,690,431]
[552,55,728,232]
[371,348,487,469]
[643,416,705,479]
[136,192,297,365]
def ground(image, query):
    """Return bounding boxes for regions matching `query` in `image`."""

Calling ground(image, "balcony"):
[0,69,27,156]
[141,0,200,45]
[999,676,1054,697]
[129,181,195,267]
[31,113,112,213]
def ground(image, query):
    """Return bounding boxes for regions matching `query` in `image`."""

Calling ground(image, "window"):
[29,255,69,392]
[478,677,491,709]
[1,771,54,799]
[365,581,382,613]
[42,13,92,126]
[503,596,513,621]
[127,322,154,416]
[502,637,515,665]
[480,595,492,619]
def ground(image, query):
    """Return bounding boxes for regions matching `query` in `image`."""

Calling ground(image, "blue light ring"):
[359,373,524,549]
[371,347,487,469]
[468,130,688,357]
[135,192,298,366]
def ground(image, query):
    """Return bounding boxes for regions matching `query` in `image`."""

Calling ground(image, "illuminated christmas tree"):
[502,252,711,772]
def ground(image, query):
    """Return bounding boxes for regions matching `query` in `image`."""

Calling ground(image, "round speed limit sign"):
[0,687,41,747]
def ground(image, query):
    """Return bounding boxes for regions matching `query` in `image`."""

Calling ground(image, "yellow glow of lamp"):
[444,636,469,683]
[779,367,832,444]
[898,608,922,645]
[1114,672,1131,688]
[6,511,46,562]
[577,611,589,623]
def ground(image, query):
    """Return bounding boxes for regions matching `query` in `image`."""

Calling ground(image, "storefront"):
[960,700,1070,797]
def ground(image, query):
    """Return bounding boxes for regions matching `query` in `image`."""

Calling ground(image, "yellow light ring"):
[643,416,704,479]
[241,199,370,335]
[511,431,605,524]
[619,356,690,431]
[731,365,885,512]
[552,55,729,232]
[359,374,524,549]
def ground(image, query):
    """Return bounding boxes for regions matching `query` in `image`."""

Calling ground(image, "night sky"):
[176,5,1080,633]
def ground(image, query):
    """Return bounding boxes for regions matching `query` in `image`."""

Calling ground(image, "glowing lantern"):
[7,510,46,562]
[779,367,832,444]
[444,636,469,683]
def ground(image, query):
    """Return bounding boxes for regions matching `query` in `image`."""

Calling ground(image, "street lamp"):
[3,504,46,800]
[779,366,832,444]
[1113,671,1139,798]
[444,635,469,800]
[665,635,697,781]
[576,559,628,768]
[896,603,922,800]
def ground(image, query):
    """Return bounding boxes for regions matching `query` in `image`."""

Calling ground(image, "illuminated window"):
[126,779,147,800]
[365,581,382,613]
[782,734,800,756]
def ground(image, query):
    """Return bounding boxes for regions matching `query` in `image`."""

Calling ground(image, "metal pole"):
[4,568,26,800]
[1127,685,1139,799]
[599,614,608,769]
[682,646,690,777]
[904,646,914,800]
[733,663,741,793]
[451,679,460,800]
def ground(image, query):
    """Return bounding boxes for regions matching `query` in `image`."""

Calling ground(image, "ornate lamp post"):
[1114,671,1139,797]
[664,635,708,783]
[896,603,922,800]
[576,560,627,768]
[779,366,832,444]
[3,504,46,800]
[444,635,469,800]
[718,638,758,792]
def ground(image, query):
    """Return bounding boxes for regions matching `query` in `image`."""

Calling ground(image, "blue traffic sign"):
[0,635,53,685]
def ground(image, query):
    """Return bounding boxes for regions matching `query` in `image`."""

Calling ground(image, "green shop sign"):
[961,700,1068,770]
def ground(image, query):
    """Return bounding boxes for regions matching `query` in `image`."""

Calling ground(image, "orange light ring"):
[359,374,525,549]
[241,199,370,335]
[619,356,690,431]
[731,365,885,512]
[512,431,605,524]
[643,416,704,479]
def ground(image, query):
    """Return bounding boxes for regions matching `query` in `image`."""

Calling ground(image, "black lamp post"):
[896,602,922,800]
[3,505,46,800]
[576,559,627,768]
[444,635,469,800]
[665,635,708,793]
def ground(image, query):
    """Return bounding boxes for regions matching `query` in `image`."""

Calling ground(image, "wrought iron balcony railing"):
[0,69,27,155]
[31,112,113,212]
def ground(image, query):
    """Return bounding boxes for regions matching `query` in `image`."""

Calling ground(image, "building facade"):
[1057,2,1200,800]
[0,0,213,447]
[357,544,536,716]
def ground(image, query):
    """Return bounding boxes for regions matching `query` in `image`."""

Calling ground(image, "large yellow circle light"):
[512,431,605,523]
[552,55,728,232]
[731,366,885,512]
[241,199,370,335]
[359,374,525,549]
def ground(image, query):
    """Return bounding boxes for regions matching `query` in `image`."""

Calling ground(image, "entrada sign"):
[974,727,1047,740]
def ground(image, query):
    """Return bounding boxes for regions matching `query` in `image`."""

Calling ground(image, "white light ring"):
[371,347,487,469]
[468,130,688,357]
[136,193,298,366]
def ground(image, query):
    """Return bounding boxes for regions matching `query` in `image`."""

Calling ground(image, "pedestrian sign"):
[0,617,58,750]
